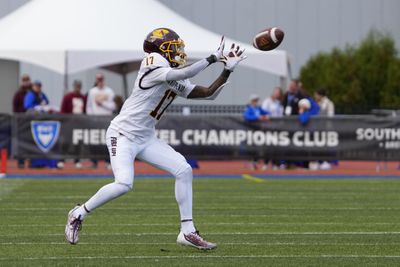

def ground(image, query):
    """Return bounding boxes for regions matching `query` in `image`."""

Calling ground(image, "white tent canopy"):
[0,0,290,78]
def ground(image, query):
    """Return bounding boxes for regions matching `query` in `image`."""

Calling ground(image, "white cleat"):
[65,205,83,245]
[177,230,217,250]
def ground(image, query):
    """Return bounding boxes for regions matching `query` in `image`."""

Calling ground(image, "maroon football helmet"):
[143,28,187,68]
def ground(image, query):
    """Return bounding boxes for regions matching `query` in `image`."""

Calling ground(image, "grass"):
[1,177,400,266]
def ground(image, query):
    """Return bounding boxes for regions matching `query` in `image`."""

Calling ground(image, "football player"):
[65,28,246,250]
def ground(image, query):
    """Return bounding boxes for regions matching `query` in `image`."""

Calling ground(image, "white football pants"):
[83,127,193,221]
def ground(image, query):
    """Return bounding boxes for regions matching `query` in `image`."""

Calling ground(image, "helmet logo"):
[151,29,170,40]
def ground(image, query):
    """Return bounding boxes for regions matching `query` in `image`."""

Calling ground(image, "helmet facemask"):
[160,39,187,68]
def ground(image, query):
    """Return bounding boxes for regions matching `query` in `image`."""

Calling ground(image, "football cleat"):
[177,230,217,250]
[65,205,83,245]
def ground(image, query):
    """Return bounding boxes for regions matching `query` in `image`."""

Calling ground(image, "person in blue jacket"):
[243,94,270,122]
[23,80,56,169]
[23,80,49,111]
[298,97,320,125]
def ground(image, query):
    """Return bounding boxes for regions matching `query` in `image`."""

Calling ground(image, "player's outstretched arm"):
[187,69,230,99]
[166,37,225,81]
[187,43,246,99]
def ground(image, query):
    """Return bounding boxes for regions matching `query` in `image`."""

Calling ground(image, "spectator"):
[13,74,32,168]
[13,74,32,113]
[261,87,284,169]
[314,88,335,170]
[298,98,313,125]
[23,80,49,111]
[262,86,283,117]
[282,79,306,115]
[23,81,56,169]
[243,94,269,122]
[86,73,116,115]
[86,73,115,169]
[59,80,86,169]
[61,80,86,114]
[314,88,335,116]
[243,94,269,170]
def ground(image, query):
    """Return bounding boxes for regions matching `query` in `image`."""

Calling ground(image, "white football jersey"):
[110,53,195,144]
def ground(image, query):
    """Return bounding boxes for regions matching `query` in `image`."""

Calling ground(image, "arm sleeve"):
[140,54,211,89]
[24,93,34,110]
[243,107,258,122]
[299,112,310,125]
[165,58,210,81]
[260,108,270,116]
[261,99,269,112]
[60,95,68,113]
[43,94,49,105]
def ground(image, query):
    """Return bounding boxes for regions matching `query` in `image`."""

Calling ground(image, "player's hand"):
[212,36,225,62]
[222,43,247,71]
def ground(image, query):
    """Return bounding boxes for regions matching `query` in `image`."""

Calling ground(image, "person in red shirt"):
[59,80,86,169]
[61,80,86,114]
[13,74,32,168]
[13,74,32,113]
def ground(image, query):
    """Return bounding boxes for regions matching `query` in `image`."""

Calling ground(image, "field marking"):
[4,207,400,211]
[7,195,400,201]
[3,222,399,228]
[1,231,400,237]
[1,255,400,261]
[2,242,400,246]
[0,180,26,199]
[4,214,399,219]
[242,174,265,183]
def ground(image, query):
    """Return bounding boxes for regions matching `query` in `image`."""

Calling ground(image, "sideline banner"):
[12,114,400,160]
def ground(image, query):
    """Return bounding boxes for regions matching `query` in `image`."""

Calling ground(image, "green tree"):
[300,31,399,113]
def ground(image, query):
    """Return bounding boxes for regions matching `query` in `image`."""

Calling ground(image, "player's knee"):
[115,182,133,193]
[175,163,193,179]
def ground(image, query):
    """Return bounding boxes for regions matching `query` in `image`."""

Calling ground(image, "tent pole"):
[123,73,128,99]
[64,50,69,92]
[122,63,128,98]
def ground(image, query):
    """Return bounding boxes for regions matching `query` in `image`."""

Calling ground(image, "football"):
[253,27,284,51]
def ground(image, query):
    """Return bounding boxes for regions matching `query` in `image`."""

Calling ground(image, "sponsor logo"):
[31,121,61,153]
[111,136,117,156]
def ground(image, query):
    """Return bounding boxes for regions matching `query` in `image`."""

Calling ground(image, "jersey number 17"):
[150,89,177,120]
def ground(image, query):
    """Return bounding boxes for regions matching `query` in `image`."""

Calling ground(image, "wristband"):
[206,55,217,64]
[221,69,232,78]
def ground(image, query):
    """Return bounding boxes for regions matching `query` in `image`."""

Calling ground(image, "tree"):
[300,31,399,113]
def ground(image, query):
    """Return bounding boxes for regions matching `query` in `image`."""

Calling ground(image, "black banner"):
[11,114,400,161]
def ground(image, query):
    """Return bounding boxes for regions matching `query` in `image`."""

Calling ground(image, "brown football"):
[253,27,284,51]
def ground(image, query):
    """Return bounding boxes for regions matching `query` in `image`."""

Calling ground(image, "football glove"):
[222,43,247,72]
[211,36,225,62]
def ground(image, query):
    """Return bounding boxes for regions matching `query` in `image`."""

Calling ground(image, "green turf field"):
[1,177,400,266]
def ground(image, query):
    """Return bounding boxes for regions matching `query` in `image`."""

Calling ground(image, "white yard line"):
[3,222,398,227]
[0,181,26,200]
[3,207,400,211]
[1,231,400,237]
[1,255,400,261]
[1,242,400,246]
[3,214,397,219]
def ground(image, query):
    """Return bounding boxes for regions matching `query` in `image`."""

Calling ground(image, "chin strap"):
[192,82,230,100]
